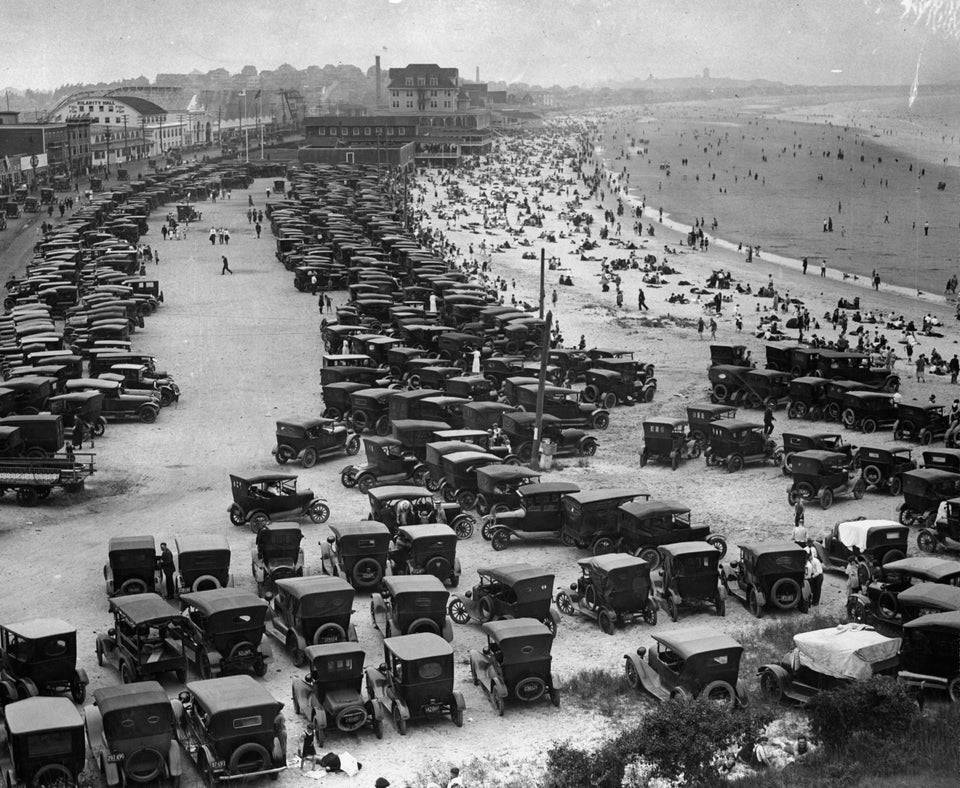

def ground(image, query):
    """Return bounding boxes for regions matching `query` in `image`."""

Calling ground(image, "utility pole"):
[529,310,554,470]
[259,89,264,160]
[239,91,246,160]
[217,106,221,147]
[122,115,128,168]
[104,127,111,179]
[539,248,546,319]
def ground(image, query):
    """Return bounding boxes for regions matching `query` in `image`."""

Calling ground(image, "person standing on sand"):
[763,405,775,436]
[709,317,717,340]
[820,261,826,277]
[221,256,233,275]
[873,271,881,291]
[950,355,960,384]
[697,316,705,340]
[805,546,824,607]
[916,354,927,382]
[802,257,808,275]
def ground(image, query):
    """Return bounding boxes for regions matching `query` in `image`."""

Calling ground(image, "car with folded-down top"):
[757,624,900,705]
[721,542,811,618]
[855,445,915,495]
[0,618,89,705]
[2,697,86,788]
[616,500,728,570]
[846,556,960,625]
[272,418,360,468]
[623,627,747,708]
[366,484,475,539]
[174,675,287,784]
[897,468,960,527]
[370,576,454,642]
[897,611,960,702]
[178,589,272,678]
[320,521,392,591]
[104,535,159,598]
[447,564,560,633]
[85,681,185,787]
[469,619,560,715]
[364,633,464,734]
[95,594,187,684]
[390,524,462,588]
[265,576,358,667]
[291,642,383,746]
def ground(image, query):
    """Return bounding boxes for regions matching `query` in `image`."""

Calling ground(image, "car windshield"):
[103,704,173,740]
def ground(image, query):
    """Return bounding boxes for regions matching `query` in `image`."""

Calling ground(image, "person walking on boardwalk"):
[221,255,233,275]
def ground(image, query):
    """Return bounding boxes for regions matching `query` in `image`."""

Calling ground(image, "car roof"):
[179,588,267,615]
[276,418,333,430]
[717,419,762,431]
[260,522,303,535]
[4,697,83,735]
[382,575,446,595]
[110,594,181,624]
[791,376,829,384]
[108,535,155,553]
[384,632,452,661]
[903,610,960,633]
[687,402,737,414]
[644,418,687,427]
[740,541,806,557]
[906,468,960,482]
[444,450,501,464]
[661,541,720,557]
[520,481,581,496]
[883,557,960,579]
[478,563,552,584]
[836,519,903,534]
[844,391,891,400]
[398,523,456,540]
[475,465,540,481]
[2,618,74,639]
[329,520,390,537]
[579,553,648,572]
[274,575,352,598]
[652,627,742,659]
[188,675,281,715]
[392,419,450,432]
[897,583,960,610]
[175,534,229,553]
[565,488,647,505]
[93,681,169,716]
[619,500,690,519]
[303,641,365,662]
[482,618,551,641]
[793,449,848,462]
[368,485,432,500]
[235,473,298,484]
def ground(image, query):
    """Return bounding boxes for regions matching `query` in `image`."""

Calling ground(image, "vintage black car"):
[340,435,419,494]
[175,675,287,784]
[321,521,393,590]
[710,344,752,368]
[0,619,88,705]
[548,348,592,383]
[704,420,781,473]
[741,369,792,410]
[321,381,367,420]
[365,633,465,734]
[893,403,949,444]
[556,554,658,633]
[178,589,272,677]
[500,411,597,464]
[85,681,184,786]
[721,543,811,618]
[474,464,541,516]
[781,432,852,475]
[847,556,960,625]
[461,401,520,432]
[272,418,360,467]
[787,450,865,509]
[516,384,610,430]
[786,376,831,420]
[919,497,960,555]
[560,488,650,554]
[370,576,453,642]
[658,542,725,620]
[922,448,960,473]
[228,473,329,529]
[640,419,701,469]
[48,390,107,439]
[899,612,960,702]
[757,625,900,705]
[898,468,960,527]
[624,627,747,708]
[686,402,737,446]
[104,535,159,598]
[855,445,915,495]
[2,697,86,787]
[616,500,727,569]
[292,643,383,745]
[438,450,503,509]
[390,524,462,587]
[469,619,560,714]
[707,364,750,404]
[581,366,654,408]
[840,391,898,433]
[445,374,496,401]
[483,481,582,549]
[896,582,960,623]
[95,594,187,684]
[815,519,908,578]
[251,523,304,596]
[265,576,357,666]
[366,484,475,539]
[174,534,232,595]
[448,564,559,633]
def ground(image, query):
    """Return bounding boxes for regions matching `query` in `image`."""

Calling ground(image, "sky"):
[3,0,960,90]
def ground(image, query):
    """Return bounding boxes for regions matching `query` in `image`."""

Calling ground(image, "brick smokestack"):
[375,56,382,106]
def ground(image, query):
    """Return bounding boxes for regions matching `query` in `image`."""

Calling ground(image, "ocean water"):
[604,97,960,294]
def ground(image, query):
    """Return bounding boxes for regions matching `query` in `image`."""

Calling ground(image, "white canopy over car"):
[792,624,900,680]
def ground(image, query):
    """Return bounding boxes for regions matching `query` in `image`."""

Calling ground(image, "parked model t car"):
[721,543,811,618]
[104,535,159,598]
[228,473,329,529]
[178,589,272,678]
[95,593,187,684]
[320,521,393,590]
[0,618,89,704]
[2,697,86,787]
[272,418,360,467]
[265,576,358,666]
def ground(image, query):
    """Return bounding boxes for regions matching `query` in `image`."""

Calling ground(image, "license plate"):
[106,753,124,763]
[211,760,225,770]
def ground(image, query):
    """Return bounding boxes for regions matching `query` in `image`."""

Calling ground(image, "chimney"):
[375,56,382,106]
[475,66,479,83]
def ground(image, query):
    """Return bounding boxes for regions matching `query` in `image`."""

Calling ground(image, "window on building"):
[405,77,413,86]
[444,102,451,108]
[397,127,405,135]
[353,127,360,136]
[430,101,437,108]
[386,127,394,136]
[417,77,425,86]
[406,101,413,108]
[364,127,371,136]
[105,117,110,123]
[317,127,325,135]
[98,105,104,112]
[429,77,438,86]
[375,127,382,136]
[345,151,355,164]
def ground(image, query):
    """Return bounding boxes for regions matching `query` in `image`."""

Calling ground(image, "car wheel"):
[862,418,877,434]
[300,448,318,468]
[637,547,660,570]
[138,406,158,423]
[491,529,510,552]
[624,659,640,689]
[229,505,245,526]
[591,537,615,555]
[666,596,679,622]
[352,558,383,590]
[702,680,736,708]
[357,474,376,494]
[452,514,475,540]
[555,592,575,616]
[726,454,744,473]
[602,392,617,410]
[474,494,490,516]
[345,434,361,455]
[770,578,802,609]
[340,466,357,488]
[392,704,407,735]
[250,511,270,531]
[515,677,547,702]
[889,476,903,496]
[862,464,882,487]
[760,670,784,702]
[93,417,107,437]
[715,592,726,617]
[309,500,330,523]
[592,411,610,430]
[853,479,866,500]
[818,487,834,509]
[448,597,470,625]
[706,535,728,558]
[841,408,856,428]
[582,385,598,403]
[877,591,899,620]
[639,449,648,467]
[917,530,940,554]
[748,588,763,618]
[456,490,477,510]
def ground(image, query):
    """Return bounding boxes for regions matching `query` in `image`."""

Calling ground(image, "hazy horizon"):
[3,0,960,92]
